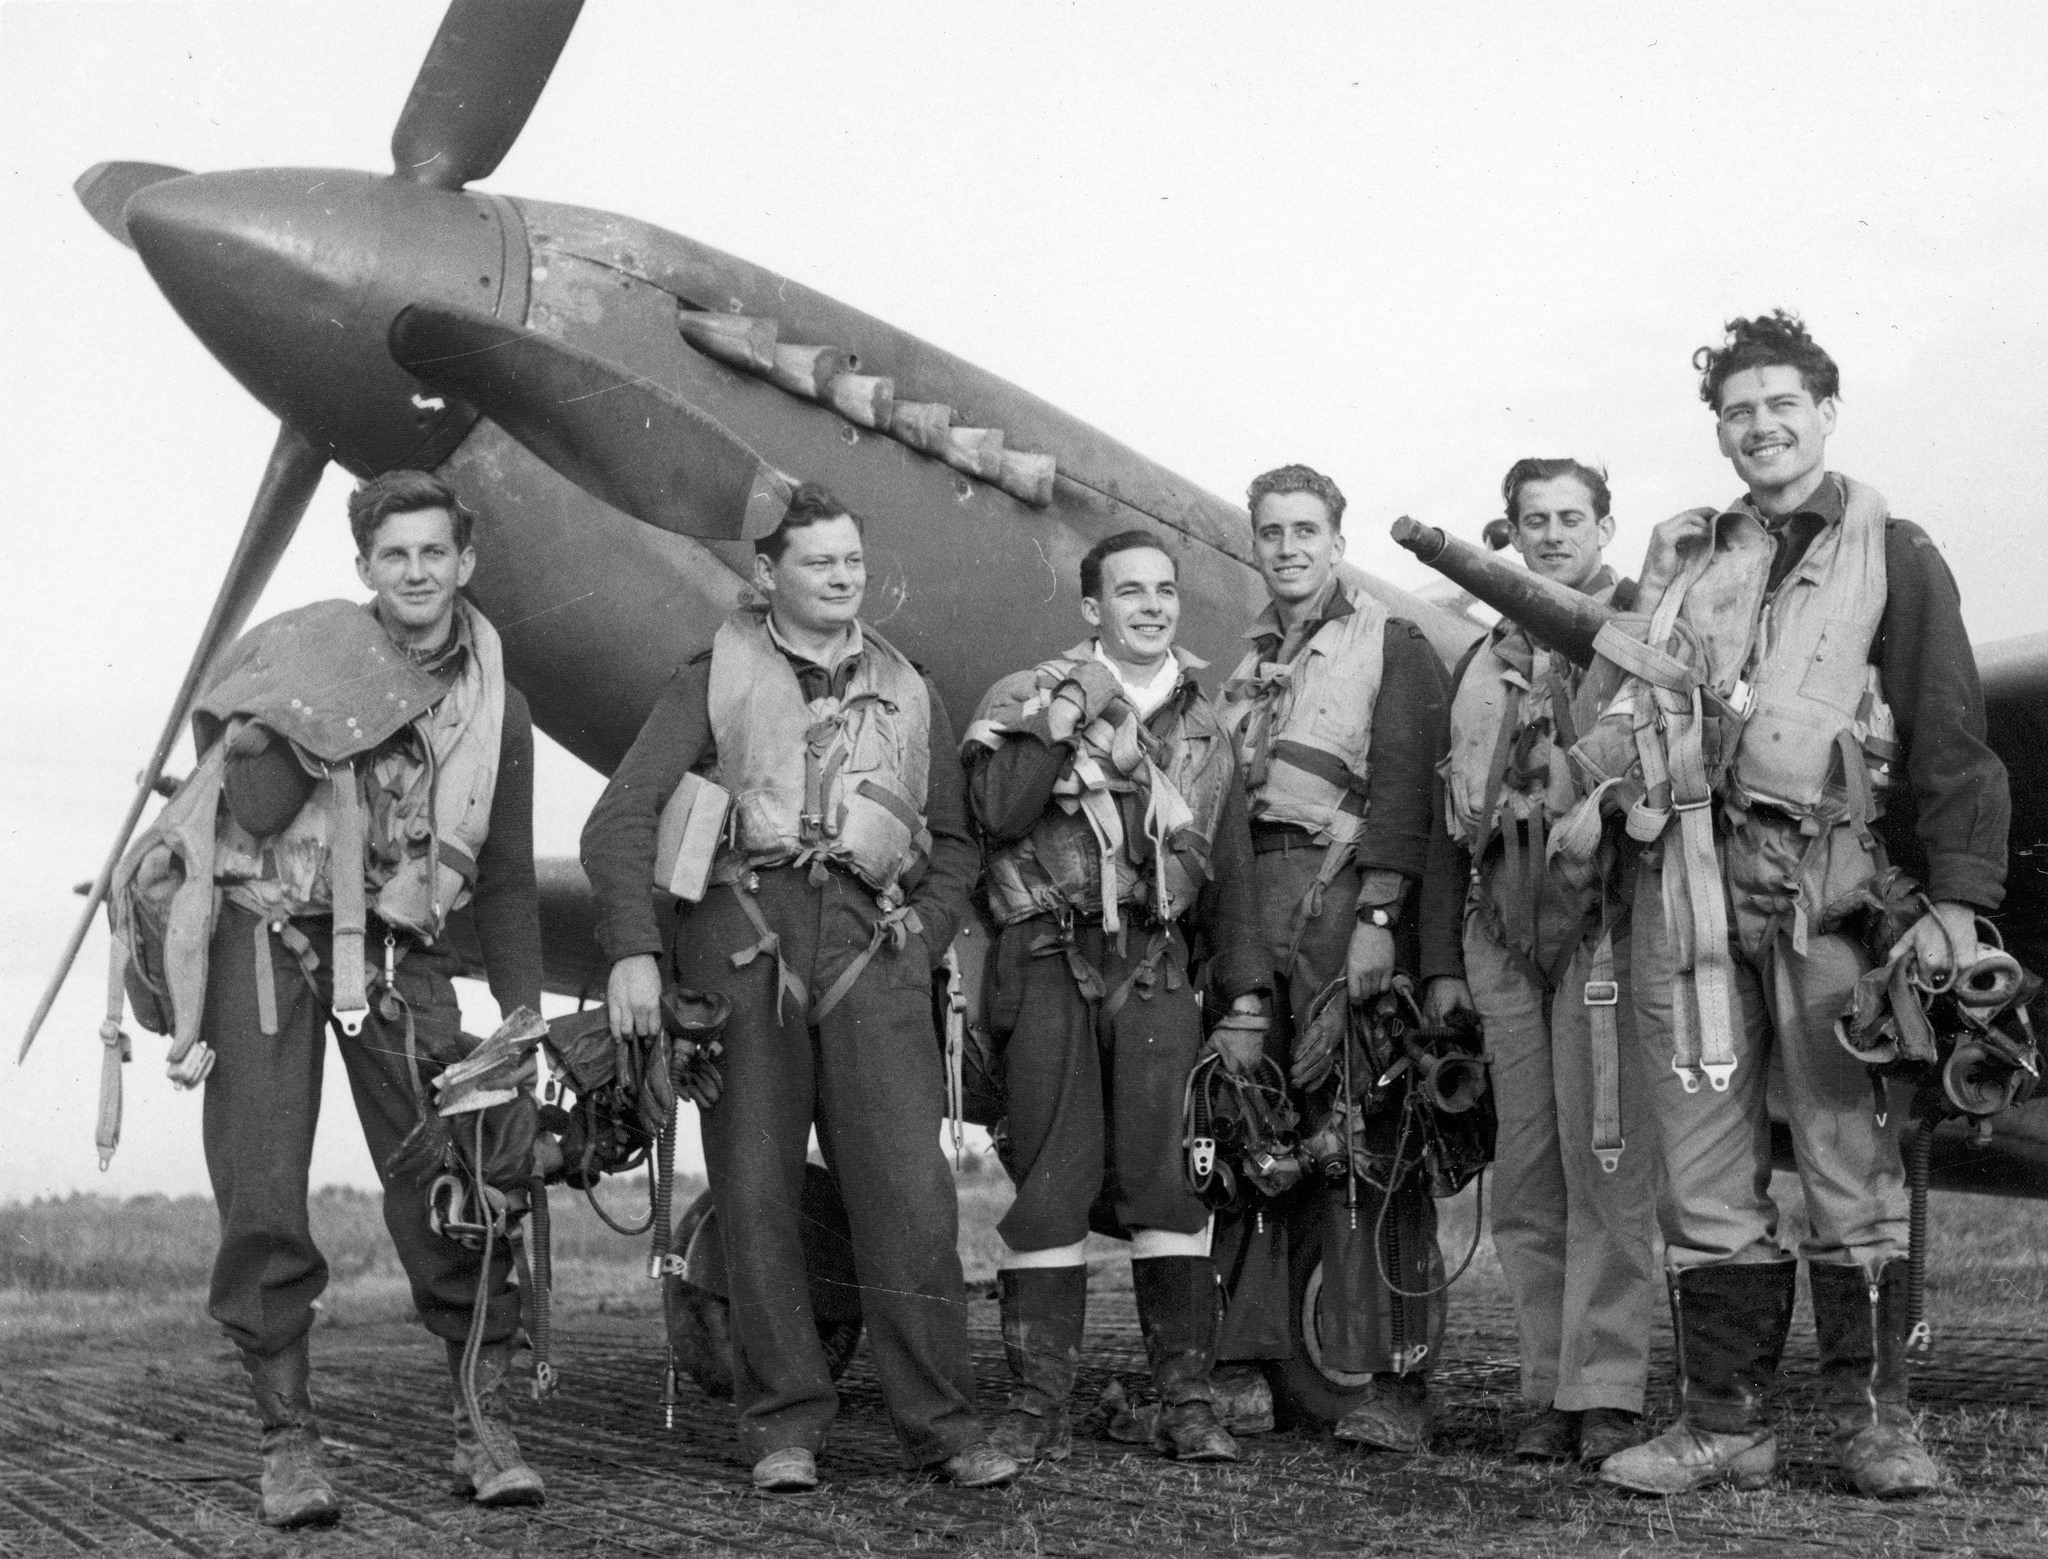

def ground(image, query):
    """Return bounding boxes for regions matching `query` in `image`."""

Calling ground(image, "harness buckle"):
[1702,1061,1737,1092]
[334,1008,367,1037]
[1595,1144,1624,1174]
[650,1252,688,1280]
[1189,1136,1217,1180]
[1670,793,1714,814]
[1672,1059,1703,1094]
[1582,980,1620,1007]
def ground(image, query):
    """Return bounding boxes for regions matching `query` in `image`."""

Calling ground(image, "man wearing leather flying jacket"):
[964,530,1269,1468]
[1213,465,1457,1454]
[1427,458,1656,1466]
[1597,313,2010,1499]
[579,483,1015,1495]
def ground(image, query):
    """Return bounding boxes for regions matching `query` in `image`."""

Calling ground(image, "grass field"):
[3,1161,2047,1557]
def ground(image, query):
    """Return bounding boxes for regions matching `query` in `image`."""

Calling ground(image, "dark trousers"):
[1215,842,1442,1373]
[672,868,981,1467]
[201,902,518,1359]
[990,916,1209,1251]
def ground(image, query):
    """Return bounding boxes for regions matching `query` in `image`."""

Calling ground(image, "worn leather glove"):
[1207,1009,1270,1076]
[1291,984,1350,1094]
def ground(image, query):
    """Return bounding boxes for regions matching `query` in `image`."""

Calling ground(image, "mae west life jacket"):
[1444,572,1623,855]
[969,642,1235,930]
[1574,475,1896,1092]
[210,600,506,938]
[704,608,933,899]
[1218,580,1388,850]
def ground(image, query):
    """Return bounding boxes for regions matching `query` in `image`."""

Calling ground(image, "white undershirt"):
[1092,641,1179,720]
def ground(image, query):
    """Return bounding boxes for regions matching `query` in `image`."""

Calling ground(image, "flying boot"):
[1332,1371,1432,1453]
[1809,1258,1942,1499]
[1131,1256,1239,1463]
[241,1336,341,1530]
[1601,1259,1796,1496]
[988,1266,1087,1462]
[447,1339,546,1507]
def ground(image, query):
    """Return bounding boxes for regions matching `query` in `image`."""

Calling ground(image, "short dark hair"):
[1080,529,1175,600]
[1694,309,1841,410]
[1246,464,1345,530]
[756,480,863,562]
[1501,457,1611,527]
[348,469,472,556]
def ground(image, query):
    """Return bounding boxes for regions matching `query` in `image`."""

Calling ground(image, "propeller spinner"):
[22,0,588,1064]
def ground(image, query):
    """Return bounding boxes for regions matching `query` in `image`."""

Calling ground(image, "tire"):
[1264,1191,1446,1430]
[662,1162,866,1400]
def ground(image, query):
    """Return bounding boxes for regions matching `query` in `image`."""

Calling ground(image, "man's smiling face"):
[1714,363,1836,510]
[1251,490,1345,609]
[1082,545,1180,675]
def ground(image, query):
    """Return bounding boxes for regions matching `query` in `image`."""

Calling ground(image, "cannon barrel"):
[1390,516,1616,667]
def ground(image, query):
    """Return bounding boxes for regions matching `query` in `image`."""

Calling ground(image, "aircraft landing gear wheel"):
[1263,1193,1445,1431]
[662,1162,865,1400]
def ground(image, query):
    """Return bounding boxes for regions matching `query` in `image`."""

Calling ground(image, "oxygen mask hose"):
[1906,1116,1935,1357]
[523,1175,556,1399]
[647,1039,678,1282]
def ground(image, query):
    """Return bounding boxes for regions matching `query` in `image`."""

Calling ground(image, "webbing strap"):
[728,883,810,1023]
[1029,919,1110,1005]
[1592,621,1701,692]
[1103,926,1182,1019]
[812,903,921,1025]
[1543,653,1580,756]
[1283,828,1358,980]
[1470,680,1523,875]
[1228,661,1293,792]
[1076,785,1126,936]
[1585,921,1624,1172]
[328,760,369,1036]
[1141,757,1195,917]
[1660,687,1738,1092]
[253,916,280,1036]
[96,928,132,1170]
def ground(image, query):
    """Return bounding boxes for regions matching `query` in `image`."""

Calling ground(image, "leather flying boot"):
[1809,1258,1941,1499]
[241,1336,341,1530]
[1577,1407,1645,1464]
[1601,1260,1795,1496]
[447,1339,546,1506]
[988,1266,1087,1463]
[1332,1371,1432,1453]
[1513,1407,1580,1461]
[1130,1256,1239,1463]
[1209,1364,1276,1436]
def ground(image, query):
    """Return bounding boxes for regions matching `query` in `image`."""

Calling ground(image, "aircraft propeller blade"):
[391,304,794,542]
[17,422,327,1064]
[74,161,191,248]
[390,0,585,190]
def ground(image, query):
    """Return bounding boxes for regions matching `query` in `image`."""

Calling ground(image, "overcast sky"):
[2,1,2043,1201]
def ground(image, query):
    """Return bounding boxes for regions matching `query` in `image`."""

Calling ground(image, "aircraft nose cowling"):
[124,167,529,476]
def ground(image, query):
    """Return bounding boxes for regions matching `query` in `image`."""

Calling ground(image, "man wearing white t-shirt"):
[963,531,1268,1467]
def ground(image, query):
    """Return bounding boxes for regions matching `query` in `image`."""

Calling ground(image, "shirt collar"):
[374,596,471,680]
[1244,575,1355,645]
[766,611,863,672]
[1743,470,1845,531]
